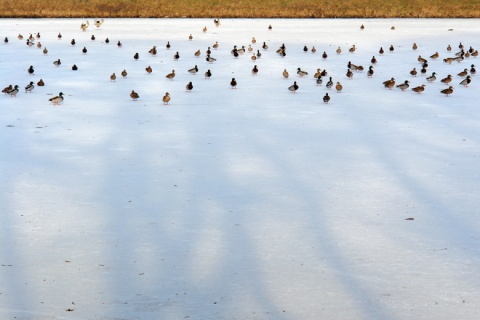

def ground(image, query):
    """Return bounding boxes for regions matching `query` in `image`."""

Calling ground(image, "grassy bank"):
[1,0,479,18]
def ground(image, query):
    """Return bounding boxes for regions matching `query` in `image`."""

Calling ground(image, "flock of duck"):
[1,19,477,106]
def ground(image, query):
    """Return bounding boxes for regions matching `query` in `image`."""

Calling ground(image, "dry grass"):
[1,0,480,18]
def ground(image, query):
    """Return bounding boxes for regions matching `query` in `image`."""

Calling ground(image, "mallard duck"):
[322,51,327,59]
[335,82,343,93]
[421,62,428,75]
[188,34,193,40]
[346,69,353,79]
[282,69,289,79]
[470,64,476,75]
[465,52,471,58]
[391,26,395,30]
[336,47,342,54]
[146,66,152,73]
[379,47,384,55]
[166,70,175,79]
[205,69,212,79]
[443,57,454,64]
[347,61,357,70]
[389,45,394,53]
[18,34,23,40]
[349,45,356,53]
[288,81,299,93]
[72,64,78,71]
[173,52,180,60]
[2,84,12,94]
[251,54,257,61]
[49,92,64,105]
[94,18,104,28]
[149,46,157,55]
[28,65,34,75]
[37,79,44,86]
[371,56,377,64]
[53,59,61,67]
[410,68,417,77]
[251,37,256,44]
[166,41,170,49]
[130,90,139,100]
[121,69,127,77]
[206,55,216,63]
[80,20,89,31]
[469,46,474,53]
[326,77,333,89]
[412,42,418,50]
[447,44,452,51]
[396,80,410,91]
[91,35,95,41]
[316,75,323,85]
[430,52,439,60]
[117,40,122,48]
[367,66,374,78]
[440,86,454,96]
[303,45,308,52]
[453,54,464,63]
[268,24,272,30]
[418,55,426,64]
[321,69,327,77]
[214,18,221,27]
[441,74,452,84]
[25,81,35,92]
[213,41,219,49]
[472,50,478,57]
[412,84,426,94]
[133,52,139,60]
[186,82,193,91]
[188,65,198,74]
[262,42,268,50]
[110,73,116,81]
[311,46,316,53]
[82,47,87,54]
[58,33,62,39]
[203,26,207,33]
[252,65,259,75]
[206,47,211,55]
[383,77,395,89]
[36,42,41,48]
[459,42,464,50]
[8,85,19,97]
[193,49,201,57]
[323,93,330,103]
[458,68,468,77]
[426,72,437,83]
[297,68,308,77]
[314,68,322,78]
[455,50,464,57]
[43,47,48,55]
[460,75,471,87]
[71,39,76,45]
[257,50,262,58]
[4,37,8,43]
[238,46,246,54]
[230,78,237,89]
[360,24,365,30]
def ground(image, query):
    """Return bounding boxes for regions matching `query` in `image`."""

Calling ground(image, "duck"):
[314,68,322,78]
[418,55,426,64]
[470,64,476,75]
[440,74,452,84]
[43,47,48,55]
[188,34,193,40]
[383,77,395,89]
[326,77,333,89]
[311,46,316,53]
[203,26,207,33]
[173,52,180,60]
[303,45,308,52]
[323,93,330,104]
[469,46,475,54]
[412,84,426,94]
[193,49,201,57]
[460,75,471,87]
[105,38,110,43]
[188,65,199,74]
[213,41,219,49]
[186,82,193,91]
[166,70,175,79]
[297,68,308,77]
[322,51,327,59]
[91,35,95,41]
[72,64,78,71]
[162,92,171,105]
[206,47,211,55]
[379,47,384,55]
[28,65,35,75]
[117,40,122,48]
[426,72,437,83]
[349,45,356,53]
[251,37,256,44]
[206,55,216,63]
[49,92,64,105]
[2,84,12,94]
[429,52,439,60]
[4,37,8,43]
[146,66,152,73]
[36,42,42,48]
[389,45,394,53]
[391,26,395,30]
[288,81,299,93]
[121,69,127,77]
[283,69,289,79]
[252,65,259,75]
[459,42,464,50]
[410,68,417,77]
[335,82,343,93]
[37,79,44,86]
[81,20,89,31]
[412,42,418,50]
[268,24,272,30]
[257,50,262,58]
[457,68,468,77]
[53,59,61,67]
[321,69,328,77]
[251,54,257,61]
[8,85,19,97]
[316,75,323,85]
[420,62,428,75]
[205,69,212,79]
[18,34,23,40]
[230,78,237,89]
[472,50,478,57]
[110,73,116,81]
[443,57,454,64]
[238,46,246,54]
[214,18,221,27]
[367,66,374,78]
[360,24,365,30]
[58,33,62,39]
[346,69,353,79]
[130,90,139,100]
[440,86,454,96]
[25,81,35,93]
[133,52,139,60]
[396,80,410,91]
[166,41,170,49]
[82,47,87,54]
[371,56,377,64]
[447,44,452,51]
[94,18,104,28]
[336,47,342,54]
[149,46,157,55]
[262,42,268,50]
[28,34,35,41]
[71,39,76,45]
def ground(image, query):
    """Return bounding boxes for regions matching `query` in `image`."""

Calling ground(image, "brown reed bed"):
[0,0,479,18]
